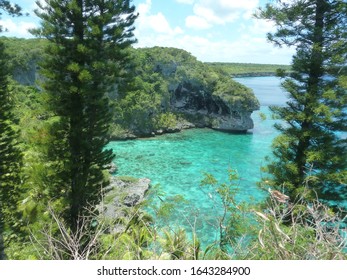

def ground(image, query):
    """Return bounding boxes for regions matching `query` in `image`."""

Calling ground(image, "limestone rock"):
[99,177,151,222]
[170,81,258,132]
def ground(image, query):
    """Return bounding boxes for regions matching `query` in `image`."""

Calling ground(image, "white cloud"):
[186,15,211,29]
[137,0,152,15]
[250,18,276,35]
[134,0,294,64]
[136,0,183,36]
[217,0,259,10]
[185,0,259,29]
[0,19,37,38]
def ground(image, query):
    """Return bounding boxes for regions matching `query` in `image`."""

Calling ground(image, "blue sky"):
[0,0,295,64]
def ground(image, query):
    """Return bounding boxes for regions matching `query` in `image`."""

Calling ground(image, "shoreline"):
[109,125,255,141]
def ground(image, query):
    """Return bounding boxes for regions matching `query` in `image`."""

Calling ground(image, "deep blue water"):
[106,76,287,245]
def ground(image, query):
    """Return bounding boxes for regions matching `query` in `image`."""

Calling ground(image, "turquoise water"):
[106,76,286,245]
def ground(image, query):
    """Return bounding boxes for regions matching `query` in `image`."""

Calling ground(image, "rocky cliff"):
[1,38,260,137]
[170,80,257,132]
[113,47,260,138]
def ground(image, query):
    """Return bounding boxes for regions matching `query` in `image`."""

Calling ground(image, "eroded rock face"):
[211,112,254,131]
[13,60,40,86]
[170,81,257,132]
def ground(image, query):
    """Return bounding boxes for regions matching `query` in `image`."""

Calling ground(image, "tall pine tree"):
[0,1,23,260]
[33,0,137,231]
[258,0,347,203]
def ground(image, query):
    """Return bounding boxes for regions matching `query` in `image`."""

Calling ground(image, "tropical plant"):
[200,169,255,259]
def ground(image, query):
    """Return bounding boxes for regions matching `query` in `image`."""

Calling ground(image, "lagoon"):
[106,76,287,245]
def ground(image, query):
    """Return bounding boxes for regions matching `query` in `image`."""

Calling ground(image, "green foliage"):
[0,37,47,77]
[259,112,267,121]
[0,39,23,259]
[160,228,194,260]
[200,169,255,257]
[257,0,347,202]
[0,1,26,259]
[154,112,178,130]
[2,1,346,261]
[208,62,291,76]
[1,39,260,138]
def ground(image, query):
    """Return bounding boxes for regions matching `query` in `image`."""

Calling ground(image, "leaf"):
[254,211,270,221]
[258,229,265,248]
[274,223,290,241]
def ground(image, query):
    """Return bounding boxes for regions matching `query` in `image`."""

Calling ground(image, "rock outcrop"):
[2,38,260,137]
[114,47,260,138]
[99,177,150,224]
[170,81,258,132]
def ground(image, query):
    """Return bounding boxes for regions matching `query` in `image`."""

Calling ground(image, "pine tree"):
[0,1,23,260]
[33,0,137,231]
[258,0,347,202]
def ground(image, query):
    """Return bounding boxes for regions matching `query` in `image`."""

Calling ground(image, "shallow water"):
[106,77,286,245]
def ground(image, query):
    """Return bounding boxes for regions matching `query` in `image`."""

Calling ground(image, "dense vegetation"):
[0,38,260,138]
[31,0,138,234]
[0,0,346,260]
[0,37,23,260]
[208,62,291,77]
[113,46,259,137]
[0,0,24,260]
